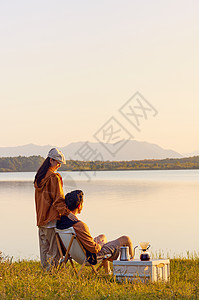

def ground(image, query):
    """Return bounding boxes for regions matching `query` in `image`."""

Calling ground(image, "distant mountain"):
[0,143,52,158]
[0,141,182,161]
[182,150,199,157]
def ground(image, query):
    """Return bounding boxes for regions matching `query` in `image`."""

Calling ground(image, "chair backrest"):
[55,227,86,265]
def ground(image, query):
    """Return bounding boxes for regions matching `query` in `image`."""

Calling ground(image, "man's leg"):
[115,236,134,258]
[97,235,134,273]
[94,234,110,273]
[102,260,110,273]
[97,235,134,263]
[94,234,108,247]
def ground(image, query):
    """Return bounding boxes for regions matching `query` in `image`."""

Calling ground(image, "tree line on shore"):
[0,155,199,172]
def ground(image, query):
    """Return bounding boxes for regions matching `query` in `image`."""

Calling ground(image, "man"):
[56,190,134,272]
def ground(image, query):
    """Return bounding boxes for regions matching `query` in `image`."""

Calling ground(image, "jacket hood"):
[34,168,56,191]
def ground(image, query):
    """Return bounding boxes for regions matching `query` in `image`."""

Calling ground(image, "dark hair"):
[65,190,84,211]
[34,157,51,185]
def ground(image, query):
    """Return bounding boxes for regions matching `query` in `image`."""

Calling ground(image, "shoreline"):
[1,167,199,173]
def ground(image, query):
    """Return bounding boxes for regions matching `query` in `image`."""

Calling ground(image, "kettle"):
[120,246,129,261]
[120,245,139,261]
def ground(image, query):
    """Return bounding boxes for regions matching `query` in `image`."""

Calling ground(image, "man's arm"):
[73,221,102,254]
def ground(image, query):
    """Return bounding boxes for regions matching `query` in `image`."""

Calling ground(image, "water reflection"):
[0,181,38,260]
[0,170,198,260]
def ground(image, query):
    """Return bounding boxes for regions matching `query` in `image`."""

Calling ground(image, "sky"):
[0,0,199,154]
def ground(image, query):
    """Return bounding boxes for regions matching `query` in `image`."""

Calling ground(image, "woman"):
[34,147,76,270]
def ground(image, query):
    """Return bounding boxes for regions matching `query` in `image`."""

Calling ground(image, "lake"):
[0,170,198,260]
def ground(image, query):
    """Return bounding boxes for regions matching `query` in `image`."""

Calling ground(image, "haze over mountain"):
[0,141,182,161]
[182,150,199,157]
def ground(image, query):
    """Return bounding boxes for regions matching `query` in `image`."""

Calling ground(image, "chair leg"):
[56,233,75,272]
[56,234,65,271]
[56,233,64,258]
[77,260,98,276]
[90,264,98,275]
[63,235,75,263]
[69,257,78,274]
[77,259,87,277]
[57,234,108,276]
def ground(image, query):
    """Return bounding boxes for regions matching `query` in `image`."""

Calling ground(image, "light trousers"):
[38,227,60,270]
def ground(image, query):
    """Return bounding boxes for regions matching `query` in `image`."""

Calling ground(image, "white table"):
[113,259,170,282]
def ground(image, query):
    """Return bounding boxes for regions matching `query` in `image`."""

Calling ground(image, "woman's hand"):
[67,212,78,221]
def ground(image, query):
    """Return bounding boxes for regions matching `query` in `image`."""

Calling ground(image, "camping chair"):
[55,227,111,276]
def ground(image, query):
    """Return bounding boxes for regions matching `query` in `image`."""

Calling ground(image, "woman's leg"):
[39,227,60,270]
[46,228,60,269]
[38,227,49,269]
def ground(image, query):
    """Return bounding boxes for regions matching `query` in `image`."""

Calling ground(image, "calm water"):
[0,170,198,260]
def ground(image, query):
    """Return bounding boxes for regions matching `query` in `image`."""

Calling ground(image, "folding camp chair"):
[55,227,111,276]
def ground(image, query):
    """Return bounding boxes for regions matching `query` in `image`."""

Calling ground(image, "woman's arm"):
[51,174,77,221]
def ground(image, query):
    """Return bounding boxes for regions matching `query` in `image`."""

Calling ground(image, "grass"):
[0,254,199,299]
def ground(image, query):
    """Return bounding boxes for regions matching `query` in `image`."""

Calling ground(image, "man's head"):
[65,190,84,214]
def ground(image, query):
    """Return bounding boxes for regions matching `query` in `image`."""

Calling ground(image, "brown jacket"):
[34,167,70,226]
[73,221,102,254]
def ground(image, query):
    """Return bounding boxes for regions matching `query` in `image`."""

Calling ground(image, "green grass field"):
[0,255,199,299]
